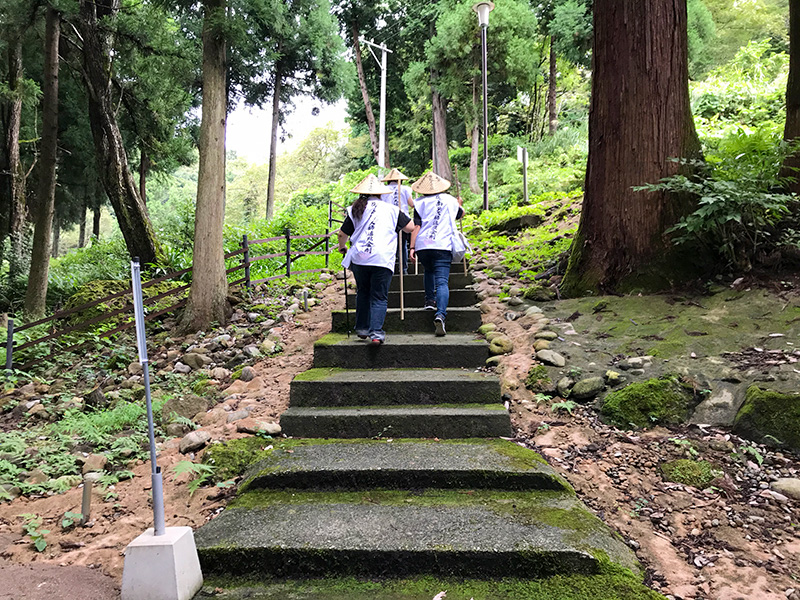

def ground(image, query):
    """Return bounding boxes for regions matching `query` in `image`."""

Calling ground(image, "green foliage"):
[660,459,720,489]
[19,514,49,552]
[601,376,696,430]
[61,511,83,530]
[638,127,798,270]
[687,0,717,78]
[524,365,552,393]
[172,460,218,494]
[551,400,578,415]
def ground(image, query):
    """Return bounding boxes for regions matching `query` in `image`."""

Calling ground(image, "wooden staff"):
[398,232,405,320]
[453,165,468,275]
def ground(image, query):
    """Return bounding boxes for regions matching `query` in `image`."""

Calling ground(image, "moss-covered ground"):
[601,376,697,430]
[659,459,720,488]
[732,386,800,450]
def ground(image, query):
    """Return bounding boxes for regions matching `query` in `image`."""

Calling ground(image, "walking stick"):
[398,232,405,320]
[342,265,351,337]
[453,165,468,275]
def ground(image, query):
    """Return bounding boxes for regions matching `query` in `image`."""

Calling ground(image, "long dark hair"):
[352,194,370,220]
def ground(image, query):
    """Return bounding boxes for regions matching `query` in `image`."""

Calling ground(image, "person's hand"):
[457,196,464,206]
[409,248,416,262]
[338,247,347,255]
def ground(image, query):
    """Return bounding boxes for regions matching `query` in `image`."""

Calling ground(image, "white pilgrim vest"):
[414,193,460,253]
[380,183,412,216]
[342,199,399,271]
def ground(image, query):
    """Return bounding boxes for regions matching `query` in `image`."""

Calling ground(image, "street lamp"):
[473,1,494,212]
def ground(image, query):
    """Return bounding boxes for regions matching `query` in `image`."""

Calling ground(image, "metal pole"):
[398,233,404,321]
[379,46,387,168]
[131,258,165,537]
[342,266,351,337]
[481,24,489,212]
[5,318,13,371]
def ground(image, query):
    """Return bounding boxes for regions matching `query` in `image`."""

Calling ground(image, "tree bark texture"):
[139,147,149,204]
[78,0,162,266]
[51,215,60,258]
[24,8,60,318]
[548,38,558,135]
[561,0,702,296]
[266,64,282,220]
[93,205,101,238]
[178,0,229,333]
[431,75,453,182]
[78,199,87,247]
[352,22,380,165]
[781,0,800,192]
[3,37,28,281]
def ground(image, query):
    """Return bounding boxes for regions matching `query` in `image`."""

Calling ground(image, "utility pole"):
[362,39,392,169]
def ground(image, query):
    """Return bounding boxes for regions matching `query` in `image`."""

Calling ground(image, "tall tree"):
[178,0,229,332]
[781,0,800,192]
[259,0,349,219]
[24,6,60,318]
[76,0,163,266]
[560,0,703,296]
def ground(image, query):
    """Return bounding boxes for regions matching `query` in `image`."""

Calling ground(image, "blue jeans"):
[350,264,393,341]
[418,249,452,319]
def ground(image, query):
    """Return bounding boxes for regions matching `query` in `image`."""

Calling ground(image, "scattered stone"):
[174,362,192,374]
[24,469,48,485]
[602,376,696,429]
[260,340,277,355]
[183,352,210,370]
[480,301,492,314]
[570,377,605,401]
[533,340,550,352]
[604,370,622,386]
[535,349,566,368]
[161,394,209,422]
[211,367,231,380]
[84,387,108,409]
[485,356,503,368]
[478,323,497,336]
[180,430,212,454]
[534,331,558,341]
[557,377,574,398]
[239,366,257,382]
[166,422,192,437]
[243,345,262,359]
[771,478,800,501]
[0,484,21,499]
[82,454,109,474]
[525,306,543,316]
[226,409,250,423]
[732,386,800,450]
[508,297,523,307]
[236,419,281,436]
[127,362,143,376]
[489,336,514,356]
[27,404,49,420]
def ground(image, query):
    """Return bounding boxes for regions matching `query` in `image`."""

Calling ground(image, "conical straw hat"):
[350,173,392,195]
[381,168,409,182]
[411,171,451,195]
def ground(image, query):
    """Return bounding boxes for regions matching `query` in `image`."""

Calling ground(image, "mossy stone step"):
[313,333,488,369]
[332,307,482,334]
[279,405,512,439]
[290,368,499,407]
[389,272,473,291]
[346,288,478,309]
[194,489,639,579]
[239,439,569,492]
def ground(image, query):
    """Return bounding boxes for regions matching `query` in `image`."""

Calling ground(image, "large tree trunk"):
[78,0,162,266]
[51,214,60,258]
[548,37,558,135]
[781,0,800,192]
[178,0,229,333]
[352,21,380,165]
[3,37,28,282]
[561,0,703,296]
[24,8,60,318]
[93,204,101,238]
[78,198,87,247]
[431,73,452,182]
[266,64,282,220]
[139,146,149,204]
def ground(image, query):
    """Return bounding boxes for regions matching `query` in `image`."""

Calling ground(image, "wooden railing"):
[4,224,341,372]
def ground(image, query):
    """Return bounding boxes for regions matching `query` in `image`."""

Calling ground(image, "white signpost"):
[517,145,529,204]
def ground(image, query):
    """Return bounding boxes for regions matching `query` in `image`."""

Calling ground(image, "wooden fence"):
[4,216,343,372]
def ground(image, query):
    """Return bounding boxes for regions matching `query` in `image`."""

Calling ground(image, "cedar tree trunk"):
[78,199,87,247]
[92,204,101,238]
[548,37,558,135]
[266,63,282,220]
[431,74,452,182]
[4,37,28,281]
[352,21,380,165]
[781,0,800,192]
[561,0,703,296]
[24,8,60,318]
[78,0,162,266]
[178,0,229,333]
[51,214,60,258]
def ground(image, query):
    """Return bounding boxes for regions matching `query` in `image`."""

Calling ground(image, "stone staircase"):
[193,266,646,597]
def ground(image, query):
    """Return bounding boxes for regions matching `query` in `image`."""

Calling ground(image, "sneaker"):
[434,316,446,337]
[356,329,369,339]
[424,299,437,311]
[369,337,384,346]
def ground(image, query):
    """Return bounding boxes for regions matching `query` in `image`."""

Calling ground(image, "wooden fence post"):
[5,318,13,371]
[241,234,251,290]
[284,227,292,278]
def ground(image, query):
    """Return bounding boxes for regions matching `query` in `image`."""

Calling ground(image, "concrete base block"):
[121,526,203,600]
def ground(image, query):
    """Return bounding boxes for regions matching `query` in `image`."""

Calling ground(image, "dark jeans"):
[418,249,452,319]
[395,231,410,274]
[350,263,393,341]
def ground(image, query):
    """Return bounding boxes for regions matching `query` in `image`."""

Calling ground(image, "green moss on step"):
[314,333,349,346]
[203,437,281,482]
[293,367,346,381]
[733,386,800,450]
[601,376,694,430]
[659,459,720,489]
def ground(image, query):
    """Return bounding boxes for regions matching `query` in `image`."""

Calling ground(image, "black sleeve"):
[340,216,355,236]
[396,212,411,232]
[414,212,422,226]
[456,207,464,220]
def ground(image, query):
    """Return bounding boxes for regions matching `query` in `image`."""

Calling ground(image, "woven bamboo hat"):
[411,171,451,195]
[350,173,392,195]
[381,168,409,182]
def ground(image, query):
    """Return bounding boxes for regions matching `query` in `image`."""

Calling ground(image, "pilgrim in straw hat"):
[411,171,451,195]
[350,173,392,195]
[381,168,409,182]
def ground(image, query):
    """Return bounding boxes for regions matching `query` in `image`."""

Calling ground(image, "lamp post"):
[473,1,494,212]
